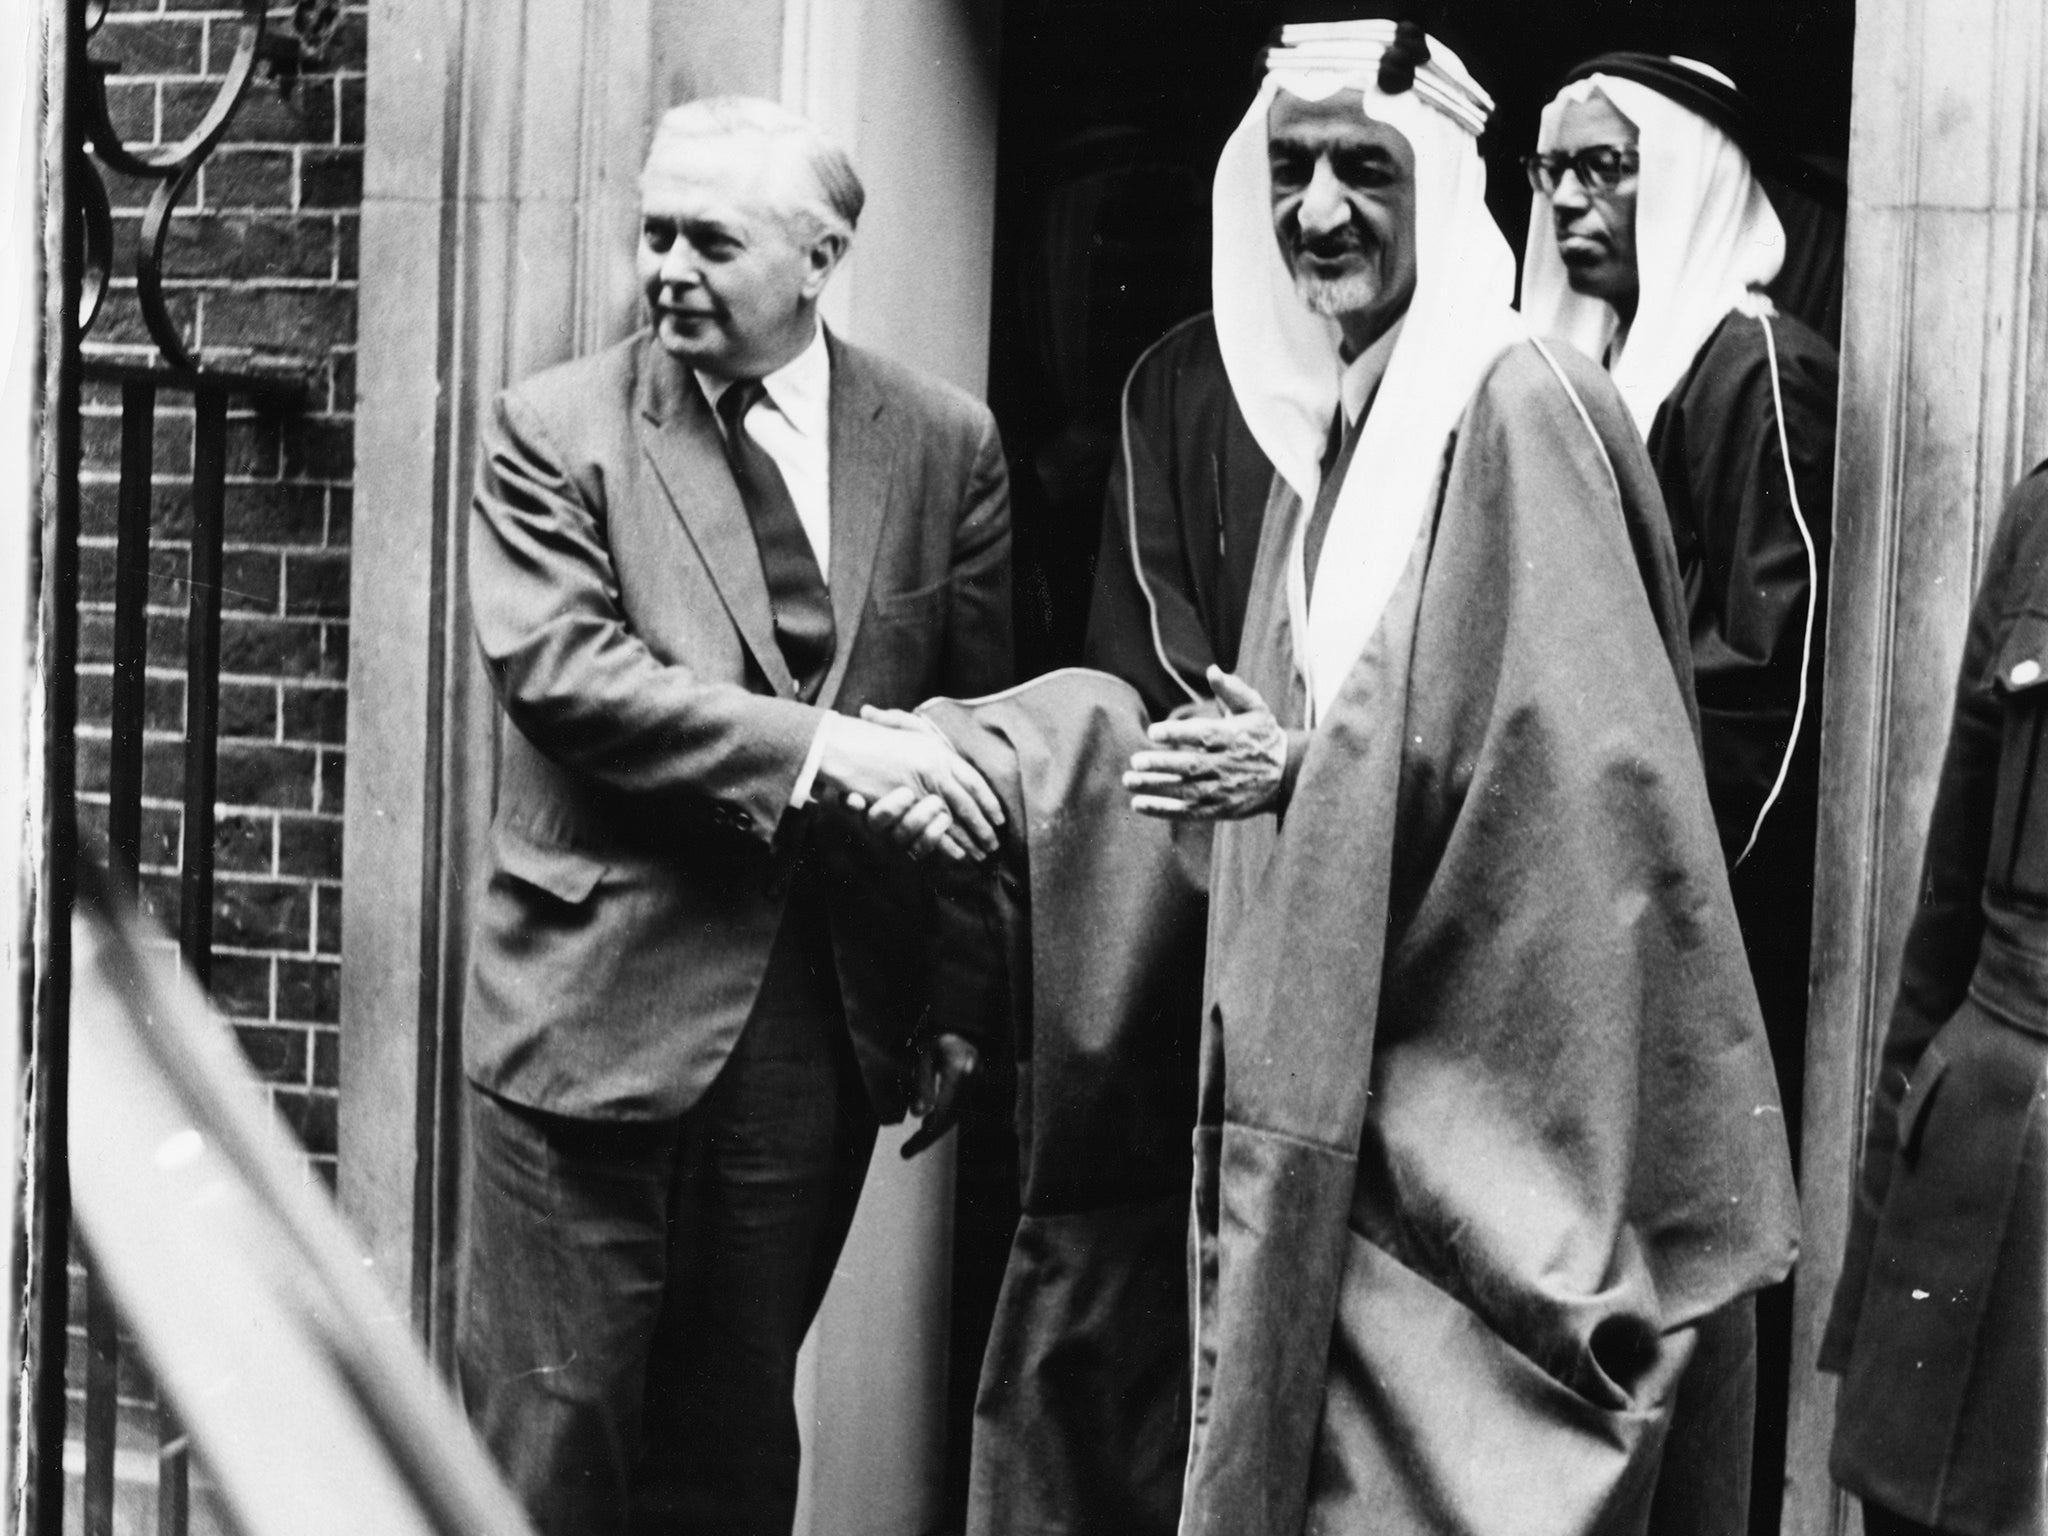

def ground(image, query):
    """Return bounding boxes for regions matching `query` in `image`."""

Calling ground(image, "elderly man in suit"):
[455,96,1013,1536]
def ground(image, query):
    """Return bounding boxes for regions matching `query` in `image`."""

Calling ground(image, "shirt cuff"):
[789,714,833,809]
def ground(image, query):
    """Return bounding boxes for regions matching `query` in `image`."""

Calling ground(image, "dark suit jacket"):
[463,328,1012,1123]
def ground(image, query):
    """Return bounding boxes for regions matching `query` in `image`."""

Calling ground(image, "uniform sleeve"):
[1818,487,2031,1371]
[1684,322,1836,861]
[467,387,821,844]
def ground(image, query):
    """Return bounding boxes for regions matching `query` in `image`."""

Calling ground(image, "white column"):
[1790,3,2048,1532]
[346,0,670,1347]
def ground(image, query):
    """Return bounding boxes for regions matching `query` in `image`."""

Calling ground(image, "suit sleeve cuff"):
[788,714,834,809]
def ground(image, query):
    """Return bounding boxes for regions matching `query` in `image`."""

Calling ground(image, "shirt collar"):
[696,322,833,438]
[1339,315,1405,427]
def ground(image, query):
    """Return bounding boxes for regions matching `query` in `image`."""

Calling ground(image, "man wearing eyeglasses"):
[1114,20,1797,1535]
[1523,54,1841,1536]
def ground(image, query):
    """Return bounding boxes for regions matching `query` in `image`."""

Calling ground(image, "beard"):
[1292,265,1382,319]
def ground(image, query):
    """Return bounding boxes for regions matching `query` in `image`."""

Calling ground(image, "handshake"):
[808,703,999,1158]
[808,663,1293,866]
[809,703,1005,865]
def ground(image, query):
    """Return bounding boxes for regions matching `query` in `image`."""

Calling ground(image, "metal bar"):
[29,0,88,1530]
[82,380,154,1536]
[157,384,228,1536]
[178,387,225,985]
[80,353,310,406]
[157,1414,190,1536]
[81,1270,119,1536]
[106,379,155,895]
[78,381,152,1536]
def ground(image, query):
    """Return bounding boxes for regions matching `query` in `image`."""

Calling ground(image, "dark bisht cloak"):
[921,672,1208,1536]
[1082,313,1277,720]
[1649,307,1836,872]
[1183,339,1799,1536]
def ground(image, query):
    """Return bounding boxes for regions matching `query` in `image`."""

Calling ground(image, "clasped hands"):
[811,663,1286,851]
[808,706,988,1158]
[1125,665,1287,821]
[811,703,1004,865]
[803,668,1281,1162]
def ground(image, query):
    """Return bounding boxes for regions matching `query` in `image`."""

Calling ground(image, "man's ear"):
[801,227,849,299]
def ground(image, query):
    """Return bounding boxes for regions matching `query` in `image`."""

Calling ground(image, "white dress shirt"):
[696,322,832,569]
[696,325,838,809]
[1338,315,1403,430]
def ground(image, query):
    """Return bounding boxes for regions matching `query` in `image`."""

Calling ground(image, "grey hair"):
[644,96,865,237]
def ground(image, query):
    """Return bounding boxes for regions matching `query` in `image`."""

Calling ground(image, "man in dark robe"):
[990,157,1282,1536]
[1125,22,1799,1534]
[904,673,1208,1536]
[1082,315,1274,717]
[1523,56,1838,1533]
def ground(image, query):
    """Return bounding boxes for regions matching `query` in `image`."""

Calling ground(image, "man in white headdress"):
[1523,55,1839,1535]
[1123,19,1798,1534]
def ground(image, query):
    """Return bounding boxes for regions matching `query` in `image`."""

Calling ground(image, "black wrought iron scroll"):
[75,0,272,368]
[34,4,317,1535]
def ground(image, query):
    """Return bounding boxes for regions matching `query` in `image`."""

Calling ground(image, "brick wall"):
[78,3,366,1184]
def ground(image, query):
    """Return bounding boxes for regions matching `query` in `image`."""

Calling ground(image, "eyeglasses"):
[1523,145,1640,196]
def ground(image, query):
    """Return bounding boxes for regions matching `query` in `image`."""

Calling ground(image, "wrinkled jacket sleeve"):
[468,387,821,842]
[938,411,1017,703]
[1818,483,2035,1369]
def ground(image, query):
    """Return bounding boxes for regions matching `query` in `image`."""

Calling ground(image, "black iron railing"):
[31,4,321,1532]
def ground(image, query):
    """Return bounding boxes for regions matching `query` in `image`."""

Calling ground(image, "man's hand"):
[814,708,1004,863]
[902,1032,979,1158]
[1124,665,1287,821]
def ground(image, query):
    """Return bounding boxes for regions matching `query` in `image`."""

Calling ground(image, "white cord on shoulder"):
[1118,319,1209,709]
[1733,312,1819,869]
[1528,337,1625,512]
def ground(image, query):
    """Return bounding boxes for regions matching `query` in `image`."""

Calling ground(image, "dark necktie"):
[716,379,836,701]
[1302,404,1366,606]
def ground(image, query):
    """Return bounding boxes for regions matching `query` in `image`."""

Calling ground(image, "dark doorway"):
[986,0,1853,679]
[946,2,1854,1530]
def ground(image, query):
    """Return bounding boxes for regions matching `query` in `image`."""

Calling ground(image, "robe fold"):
[1649,309,1836,868]
[1185,338,1799,1536]
[1646,303,1838,1536]
[922,672,1209,1536]
[1083,314,1277,719]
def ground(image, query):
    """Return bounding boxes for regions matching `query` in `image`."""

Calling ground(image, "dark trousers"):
[1647,1296,1758,1536]
[457,904,879,1536]
[1861,1504,1942,1536]
[1729,822,1815,1536]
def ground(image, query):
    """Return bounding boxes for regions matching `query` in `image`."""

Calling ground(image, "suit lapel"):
[819,333,897,707]
[633,340,797,699]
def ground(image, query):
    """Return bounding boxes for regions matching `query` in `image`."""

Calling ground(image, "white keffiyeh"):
[1520,62,1786,436]
[1212,22,1523,725]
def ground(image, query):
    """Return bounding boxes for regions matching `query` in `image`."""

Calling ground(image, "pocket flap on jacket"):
[492,827,608,904]
[1993,611,2048,693]
[1896,1042,1949,1165]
